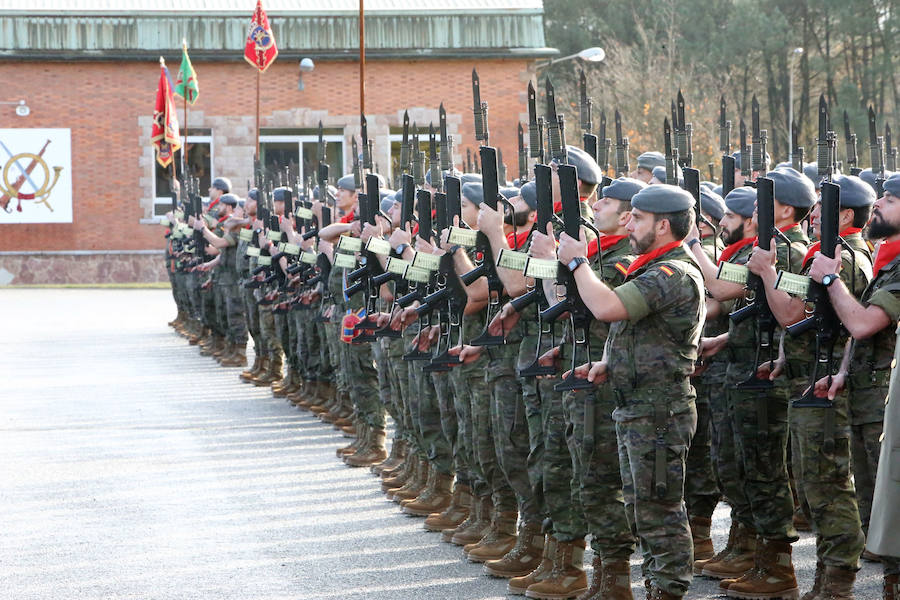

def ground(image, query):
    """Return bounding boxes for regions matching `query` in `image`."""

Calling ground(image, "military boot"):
[885,574,899,600]
[271,368,295,397]
[189,326,208,346]
[400,464,436,508]
[508,536,557,596]
[483,521,544,578]
[577,557,633,600]
[801,562,825,600]
[816,566,855,600]
[646,585,681,599]
[378,441,410,478]
[213,339,233,362]
[403,470,453,516]
[382,453,416,493]
[200,334,224,356]
[695,520,736,574]
[303,381,331,410]
[724,538,799,600]
[701,523,757,580]
[221,343,247,367]
[253,352,283,386]
[447,495,492,545]
[336,421,366,457]
[465,510,518,563]
[240,355,263,382]
[344,427,387,467]
[287,379,307,406]
[388,457,429,502]
[523,538,587,599]
[690,516,714,561]
[424,483,472,532]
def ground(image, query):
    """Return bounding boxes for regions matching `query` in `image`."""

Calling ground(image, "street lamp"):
[788,47,804,157]
[536,46,606,70]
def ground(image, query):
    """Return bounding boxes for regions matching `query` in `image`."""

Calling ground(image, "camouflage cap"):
[602,177,647,202]
[768,167,816,208]
[631,184,694,213]
[724,186,757,218]
[637,151,666,171]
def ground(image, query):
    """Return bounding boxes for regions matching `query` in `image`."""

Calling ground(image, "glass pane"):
[301,141,344,187]
[154,141,211,198]
[260,142,300,186]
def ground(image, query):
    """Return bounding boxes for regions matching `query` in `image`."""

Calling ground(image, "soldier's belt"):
[848,369,891,390]
[612,378,693,405]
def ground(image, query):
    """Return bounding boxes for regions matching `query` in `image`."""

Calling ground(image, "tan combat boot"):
[424,483,472,532]
[647,585,681,599]
[817,566,855,600]
[271,368,295,396]
[691,516,715,562]
[189,327,208,346]
[213,339,233,362]
[373,438,406,476]
[701,523,756,580]
[801,562,825,600]
[400,465,436,508]
[382,454,416,493]
[724,538,799,599]
[253,352,283,386]
[465,510,518,563]
[344,427,387,467]
[199,333,223,356]
[388,458,429,502]
[240,355,263,382]
[221,344,247,367]
[523,538,588,599]
[336,421,366,457]
[403,470,453,516]
[885,574,899,600]
[508,536,557,596]
[483,521,544,578]
[583,557,634,600]
[695,520,736,574]
[447,495,492,544]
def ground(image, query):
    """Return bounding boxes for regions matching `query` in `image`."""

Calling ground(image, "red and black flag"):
[244,0,278,72]
[151,58,181,168]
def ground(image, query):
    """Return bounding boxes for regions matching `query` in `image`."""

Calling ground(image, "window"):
[259,131,344,189]
[153,134,213,217]
[387,128,444,189]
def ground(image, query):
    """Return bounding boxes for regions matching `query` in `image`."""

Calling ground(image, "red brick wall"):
[0,58,533,255]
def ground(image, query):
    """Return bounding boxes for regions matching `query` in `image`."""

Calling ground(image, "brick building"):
[0,0,553,284]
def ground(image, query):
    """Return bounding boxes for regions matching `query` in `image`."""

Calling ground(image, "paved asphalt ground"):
[0,288,885,599]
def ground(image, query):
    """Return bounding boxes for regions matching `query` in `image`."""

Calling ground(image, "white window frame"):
[152,134,214,219]
[258,134,345,184]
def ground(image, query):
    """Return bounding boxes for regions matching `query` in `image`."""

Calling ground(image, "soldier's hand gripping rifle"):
[400,188,437,360]
[539,164,600,392]
[345,174,386,342]
[580,70,598,162]
[728,176,776,391]
[844,111,861,175]
[868,106,885,197]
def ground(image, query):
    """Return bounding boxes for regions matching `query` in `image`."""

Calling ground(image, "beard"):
[721,223,746,246]
[865,210,900,240]
[504,210,531,227]
[629,229,657,254]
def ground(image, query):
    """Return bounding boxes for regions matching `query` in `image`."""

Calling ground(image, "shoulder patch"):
[658,265,675,277]
[614,262,628,276]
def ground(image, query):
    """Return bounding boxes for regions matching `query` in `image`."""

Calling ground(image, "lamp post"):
[788,47,804,157]
[536,46,606,70]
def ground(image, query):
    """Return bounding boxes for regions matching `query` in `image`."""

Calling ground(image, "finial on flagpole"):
[182,38,187,49]
[159,56,165,66]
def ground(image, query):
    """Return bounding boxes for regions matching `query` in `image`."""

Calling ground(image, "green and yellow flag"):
[174,40,199,105]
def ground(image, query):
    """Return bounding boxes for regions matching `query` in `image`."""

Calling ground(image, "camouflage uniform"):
[847,248,900,533]
[448,316,489,496]
[237,232,265,358]
[608,244,705,596]
[785,231,871,569]
[217,228,248,347]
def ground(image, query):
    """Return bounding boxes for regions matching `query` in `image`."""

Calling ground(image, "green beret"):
[631,184,694,213]
[768,167,816,208]
[637,151,666,171]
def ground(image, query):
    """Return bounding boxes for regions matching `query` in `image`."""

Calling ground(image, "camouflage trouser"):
[432,370,461,479]
[274,312,295,371]
[717,385,754,531]
[201,284,218,333]
[790,395,864,569]
[169,270,187,314]
[525,378,547,524]
[259,306,283,356]
[373,341,400,427]
[323,313,346,395]
[492,372,541,522]
[344,341,383,428]
[473,368,511,505]
[541,379,583,541]
[186,272,202,321]
[405,357,451,472]
[215,281,247,345]
[293,309,323,381]
[614,388,696,597]
[242,286,264,356]
[448,364,479,491]
[314,319,332,383]
[570,385,635,559]
[385,338,412,440]
[685,383,720,520]
[731,383,798,542]
[848,383,887,533]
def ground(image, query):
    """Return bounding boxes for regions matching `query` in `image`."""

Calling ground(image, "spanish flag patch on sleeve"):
[614,262,628,276]
[658,265,675,277]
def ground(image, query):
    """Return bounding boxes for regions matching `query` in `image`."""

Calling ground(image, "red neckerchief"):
[718,237,756,265]
[208,197,220,209]
[506,230,530,250]
[586,234,628,259]
[217,214,229,224]
[626,240,684,277]
[873,238,900,274]
[802,227,863,267]
[339,210,355,224]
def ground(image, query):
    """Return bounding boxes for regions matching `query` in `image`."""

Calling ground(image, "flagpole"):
[359,0,365,116]
[256,70,261,161]
[183,40,189,179]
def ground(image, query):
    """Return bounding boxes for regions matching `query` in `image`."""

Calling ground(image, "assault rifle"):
[791,121,804,172]
[675,89,693,168]
[400,188,436,360]
[346,174,386,342]
[580,70,598,161]
[887,124,897,173]
[868,106,885,197]
[614,109,628,176]
[750,95,768,179]
[528,80,544,164]
[844,111,861,175]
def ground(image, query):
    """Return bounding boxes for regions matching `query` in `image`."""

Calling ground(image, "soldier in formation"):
[161,84,900,600]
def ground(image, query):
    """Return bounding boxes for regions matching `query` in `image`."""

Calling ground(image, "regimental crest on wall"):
[0,129,72,223]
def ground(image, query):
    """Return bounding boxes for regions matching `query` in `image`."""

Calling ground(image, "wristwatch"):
[567,256,588,273]
[395,243,410,256]
[687,238,701,249]
[822,273,840,287]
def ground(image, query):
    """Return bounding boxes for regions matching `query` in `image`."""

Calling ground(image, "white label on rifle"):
[337,236,363,252]
[405,265,432,283]
[174,211,184,220]
[295,206,314,219]
[277,242,286,252]
[448,226,478,247]
[524,257,560,280]
[497,249,529,272]
[179,224,192,235]
[159,217,170,227]
[716,262,749,285]
[300,251,318,264]
[257,255,272,266]
[366,237,392,256]
[412,251,441,271]
[246,247,261,257]
[266,230,282,242]
[387,258,410,275]
[238,228,254,242]
[283,243,301,256]
[334,252,357,269]
[775,271,811,297]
